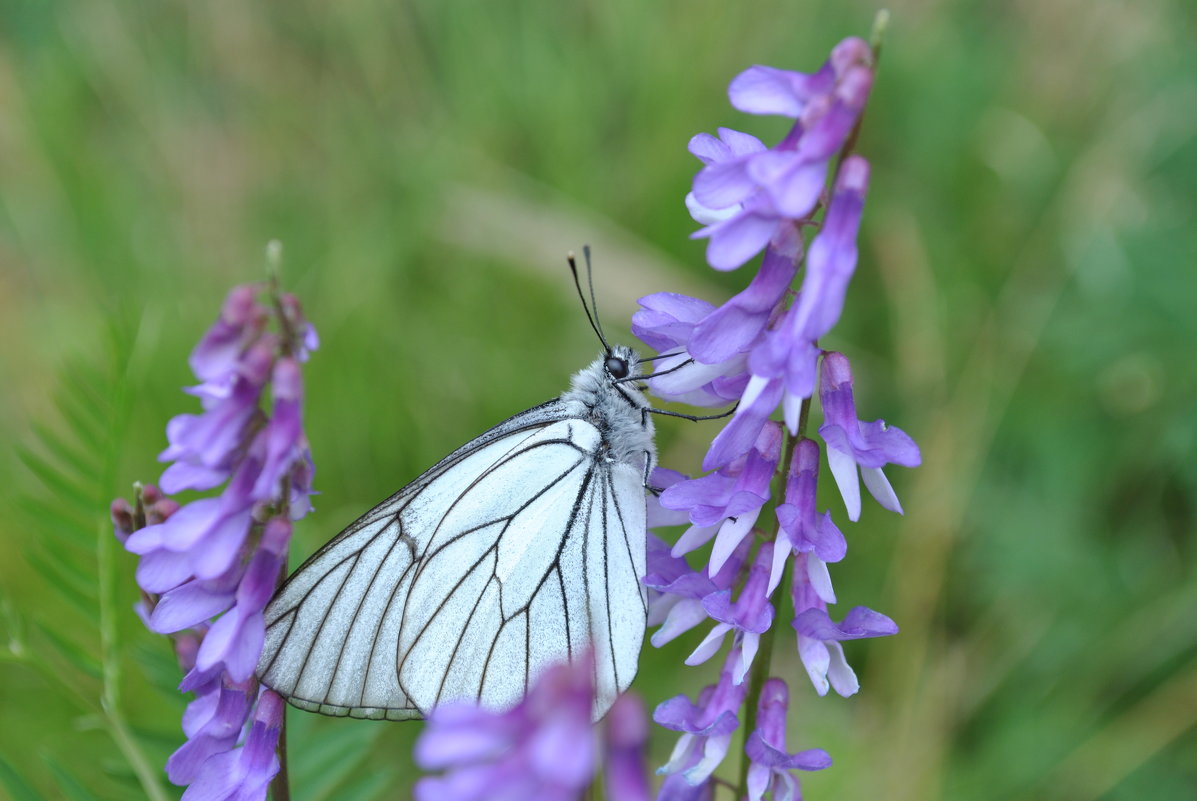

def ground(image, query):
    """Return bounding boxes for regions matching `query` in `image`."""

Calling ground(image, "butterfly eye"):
[605,356,630,379]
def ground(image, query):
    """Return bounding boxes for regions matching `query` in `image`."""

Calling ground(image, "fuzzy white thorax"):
[561,345,657,479]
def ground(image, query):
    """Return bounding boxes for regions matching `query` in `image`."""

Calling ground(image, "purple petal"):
[528,715,594,786]
[861,466,903,514]
[746,152,826,220]
[699,211,779,272]
[653,697,739,738]
[729,65,827,117]
[190,505,254,581]
[150,580,236,633]
[632,293,715,351]
[792,606,898,641]
[688,239,799,363]
[702,376,782,470]
[746,733,833,771]
[693,159,758,210]
[135,548,193,594]
[415,704,514,768]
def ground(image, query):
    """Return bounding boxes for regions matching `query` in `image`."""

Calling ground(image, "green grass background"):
[2,0,1196,799]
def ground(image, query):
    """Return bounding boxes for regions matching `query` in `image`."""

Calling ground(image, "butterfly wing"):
[397,423,647,717]
[256,399,648,720]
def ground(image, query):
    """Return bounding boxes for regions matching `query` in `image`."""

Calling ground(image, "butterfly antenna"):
[582,246,610,347]
[568,248,611,352]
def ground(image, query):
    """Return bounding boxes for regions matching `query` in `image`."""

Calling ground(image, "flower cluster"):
[415,655,653,801]
[113,281,317,800]
[637,35,919,798]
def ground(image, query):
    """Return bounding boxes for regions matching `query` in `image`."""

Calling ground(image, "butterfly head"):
[603,344,640,382]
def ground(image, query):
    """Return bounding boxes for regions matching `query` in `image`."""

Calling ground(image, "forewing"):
[256,400,573,719]
[397,431,648,719]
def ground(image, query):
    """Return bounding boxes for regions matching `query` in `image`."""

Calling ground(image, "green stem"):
[735,595,781,797]
[269,553,294,801]
[98,518,170,801]
[268,261,294,801]
[273,714,292,801]
[734,422,803,799]
[99,327,170,801]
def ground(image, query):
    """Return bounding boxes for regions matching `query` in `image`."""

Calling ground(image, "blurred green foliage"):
[2,0,1195,799]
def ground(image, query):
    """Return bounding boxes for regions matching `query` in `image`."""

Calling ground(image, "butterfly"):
[256,253,669,720]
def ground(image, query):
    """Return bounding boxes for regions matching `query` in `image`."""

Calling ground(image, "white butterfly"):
[256,262,661,720]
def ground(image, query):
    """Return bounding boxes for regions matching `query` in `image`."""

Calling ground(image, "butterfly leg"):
[645,404,738,422]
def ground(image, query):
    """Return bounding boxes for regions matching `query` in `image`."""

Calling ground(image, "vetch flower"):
[687,37,875,273]
[180,689,283,801]
[159,337,274,495]
[687,128,795,272]
[633,293,749,408]
[645,534,750,648]
[414,657,596,801]
[688,542,776,683]
[744,679,831,801]
[193,519,290,682]
[770,438,847,594]
[188,285,269,385]
[165,677,254,785]
[603,693,652,801]
[251,358,307,504]
[655,652,748,786]
[817,351,921,521]
[659,422,783,573]
[688,226,801,365]
[791,563,898,698]
[115,278,317,801]
[748,157,871,432]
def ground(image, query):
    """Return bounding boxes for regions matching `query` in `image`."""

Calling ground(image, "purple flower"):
[166,677,254,784]
[686,128,790,272]
[645,534,750,648]
[159,338,274,495]
[116,281,317,798]
[791,565,898,698]
[125,460,260,592]
[745,679,831,801]
[660,422,783,574]
[194,519,290,682]
[687,542,776,683]
[748,157,871,432]
[689,226,801,364]
[817,351,921,521]
[655,652,747,786]
[687,38,875,272]
[633,293,749,408]
[251,358,308,503]
[603,693,652,801]
[180,688,283,801]
[770,438,847,594]
[188,285,269,384]
[415,657,596,801]
[633,227,801,434]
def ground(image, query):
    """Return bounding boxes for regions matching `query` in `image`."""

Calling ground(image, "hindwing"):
[256,399,647,720]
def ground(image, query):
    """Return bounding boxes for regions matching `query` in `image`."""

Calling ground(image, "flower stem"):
[735,423,803,799]
[269,567,293,801]
[99,339,170,801]
[736,595,780,799]
[273,712,292,801]
[269,466,296,801]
